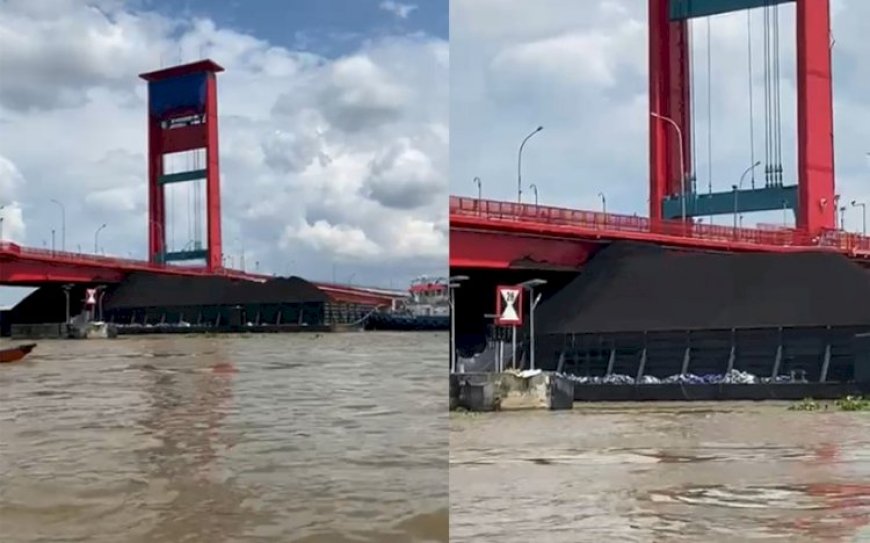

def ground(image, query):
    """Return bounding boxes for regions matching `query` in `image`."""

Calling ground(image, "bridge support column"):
[140,60,225,271]
[649,0,692,223]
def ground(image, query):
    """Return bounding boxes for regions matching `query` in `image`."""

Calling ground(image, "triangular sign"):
[496,286,523,326]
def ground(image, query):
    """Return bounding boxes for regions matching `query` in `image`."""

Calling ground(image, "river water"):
[451,402,870,543]
[0,333,447,543]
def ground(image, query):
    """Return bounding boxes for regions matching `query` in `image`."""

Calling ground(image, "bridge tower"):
[139,60,224,271]
[649,0,835,235]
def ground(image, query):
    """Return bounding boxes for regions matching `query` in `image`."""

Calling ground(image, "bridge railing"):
[0,242,404,296]
[450,196,870,253]
[0,241,244,276]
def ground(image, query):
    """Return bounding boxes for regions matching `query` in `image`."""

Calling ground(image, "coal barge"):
[467,242,870,401]
[4,272,382,337]
[364,276,449,331]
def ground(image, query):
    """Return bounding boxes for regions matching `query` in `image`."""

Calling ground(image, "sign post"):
[496,286,523,369]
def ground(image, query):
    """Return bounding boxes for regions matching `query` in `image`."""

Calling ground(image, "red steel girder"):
[451,228,593,269]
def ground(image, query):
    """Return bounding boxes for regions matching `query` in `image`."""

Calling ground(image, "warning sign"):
[85,288,97,306]
[495,285,523,326]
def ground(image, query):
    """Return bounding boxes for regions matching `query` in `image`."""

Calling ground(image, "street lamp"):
[448,275,469,373]
[852,200,867,236]
[517,126,543,204]
[732,184,739,230]
[50,198,65,251]
[739,160,762,190]
[650,112,687,224]
[840,206,847,231]
[94,223,107,254]
[518,278,547,371]
[0,204,5,241]
[529,183,539,206]
[473,176,482,214]
[598,192,607,214]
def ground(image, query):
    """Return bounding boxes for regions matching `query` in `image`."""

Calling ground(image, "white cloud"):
[450,0,870,232]
[0,0,447,298]
[379,1,418,19]
[282,220,381,260]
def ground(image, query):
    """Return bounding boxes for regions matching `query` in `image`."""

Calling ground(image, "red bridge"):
[451,0,858,272]
[0,242,403,306]
[450,196,870,270]
[0,58,404,309]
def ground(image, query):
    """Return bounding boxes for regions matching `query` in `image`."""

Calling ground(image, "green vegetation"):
[789,398,822,411]
[789,396,870,411]
[835,395,870,411]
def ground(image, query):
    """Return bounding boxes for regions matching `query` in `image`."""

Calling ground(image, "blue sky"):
[0,0,448,306]
[140,0,448,57]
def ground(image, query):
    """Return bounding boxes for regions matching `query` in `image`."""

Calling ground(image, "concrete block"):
[450,371,574,412]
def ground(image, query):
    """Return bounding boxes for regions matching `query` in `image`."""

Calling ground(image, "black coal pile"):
[103,272,329,310]
[537,242,870,334]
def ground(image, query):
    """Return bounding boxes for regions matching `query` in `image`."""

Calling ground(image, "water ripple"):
[0,333,447,542]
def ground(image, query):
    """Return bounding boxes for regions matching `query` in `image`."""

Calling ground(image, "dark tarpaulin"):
[536,242,870,335]
[103,273,329,310]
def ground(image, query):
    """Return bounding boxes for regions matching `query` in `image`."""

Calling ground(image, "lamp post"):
[735,161,760,231]
[517,126,543,204]
[852,200,867,236]
[739,161,762,189]
[94,223,106,254]
[518,278,547,371]
[448,275,469,373]
[598,192,607,214]
[651,112,687,224]
[0,204,5,241]
[473,176,482,206]
[529,183,539,206]
[50,198,65,251]
[62,284,73,324]
[732,184,739,230]
[840,206,847,231]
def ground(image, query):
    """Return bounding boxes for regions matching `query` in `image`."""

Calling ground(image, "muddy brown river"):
[0,333,447,543]
[450,402,870,542]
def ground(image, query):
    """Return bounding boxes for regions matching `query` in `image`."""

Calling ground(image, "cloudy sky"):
[450,0,870,229]
[0,0,447,304]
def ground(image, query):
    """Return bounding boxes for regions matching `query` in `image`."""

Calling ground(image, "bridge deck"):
[450,196,870,269]
[0,242,402,306]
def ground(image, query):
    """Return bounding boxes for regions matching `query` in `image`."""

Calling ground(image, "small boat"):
[0,343,36,363]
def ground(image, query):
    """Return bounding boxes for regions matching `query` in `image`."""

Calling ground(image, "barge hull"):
[573,382,870,402]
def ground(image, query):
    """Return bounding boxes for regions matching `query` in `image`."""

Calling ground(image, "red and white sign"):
[495,285,523,326]
[85,289,97,306]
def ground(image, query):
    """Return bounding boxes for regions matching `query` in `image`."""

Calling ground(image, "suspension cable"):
[690,19,697,192]
[707,17,713,198]
[747,10,756,188]
[774,3,783,186]
[763,3,771,187]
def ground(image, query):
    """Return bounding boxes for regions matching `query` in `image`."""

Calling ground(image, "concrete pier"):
[450,371,574,412]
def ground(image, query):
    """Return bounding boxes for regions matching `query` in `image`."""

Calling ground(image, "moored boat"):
[365,276,450,331]
[0,343,36,363]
